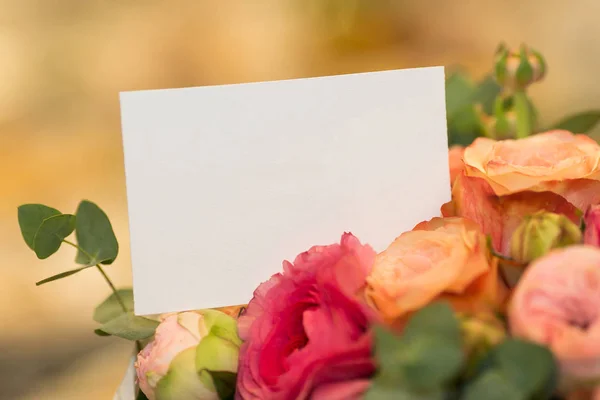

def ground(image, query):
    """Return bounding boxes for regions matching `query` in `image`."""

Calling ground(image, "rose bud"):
[135,310,241,400]
[584,205,600,247]
[494,43,546,90]
[510,211,582,265]
[459,312,506,376]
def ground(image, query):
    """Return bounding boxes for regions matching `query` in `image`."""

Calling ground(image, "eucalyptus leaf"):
[491,339,557,398]
[93,288,134,324]
[32,214,76,259]
[549,110,600,133]
[35,265,92,286]
[462,370,526,400]
[473,75,502,114]
[369,304,464,395]
[446,72,475,119]
[365,385,445,400]
[95,312,158,340]
[17,204,61,250]
[402,302,461,344]
[396,336,464,391]
[75,200,119,266]
[93,328,112,337]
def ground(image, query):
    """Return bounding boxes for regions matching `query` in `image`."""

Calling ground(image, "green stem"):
[62,239,127,313]
[96,264,127,312]
[514,90,532,138]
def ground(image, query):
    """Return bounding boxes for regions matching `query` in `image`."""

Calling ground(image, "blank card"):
[120,67,450,315]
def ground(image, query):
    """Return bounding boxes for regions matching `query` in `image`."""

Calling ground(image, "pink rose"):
[236,233,377,400]
[509,246,600,387]
[585,205,600,247]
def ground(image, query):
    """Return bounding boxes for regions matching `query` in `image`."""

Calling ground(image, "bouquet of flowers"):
[17,43,600,400]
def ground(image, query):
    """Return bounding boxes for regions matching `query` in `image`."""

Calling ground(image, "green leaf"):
[75,200,119,265]
[549,110,600,133]
[402,302,461,344]
[473,75,502,114]
[369,304,464,394]
[396,336,464,391]
[93,328,112,337]
[93,289,134,324]
[35,265,92,286]
[491,339,557,398]
[446,72,475,119]
[17,204,61,250]
[95,312,158,340]
[206,371,237,400]
[365,385,445,400]
[32,214,76,259]
[462,370,526,400]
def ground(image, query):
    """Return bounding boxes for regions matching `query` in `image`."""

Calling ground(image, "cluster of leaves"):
[366,302,558,400]
[446,69,600,147]
[17,201,158,341]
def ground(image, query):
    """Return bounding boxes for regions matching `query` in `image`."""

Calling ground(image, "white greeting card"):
[120,67,450,315]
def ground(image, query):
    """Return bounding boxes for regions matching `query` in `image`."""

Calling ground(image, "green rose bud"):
[136,310,241,400]
[510,211,582,265]
[494,43,546,91]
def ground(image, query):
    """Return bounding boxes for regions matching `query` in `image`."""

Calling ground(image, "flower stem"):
[96,264,127,312]
[514,90,532,138]
[62,239,127,312]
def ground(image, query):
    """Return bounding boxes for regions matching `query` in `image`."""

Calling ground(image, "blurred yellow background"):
[2,0,600,398]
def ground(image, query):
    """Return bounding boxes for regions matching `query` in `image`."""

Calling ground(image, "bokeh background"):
[2,0,600,398]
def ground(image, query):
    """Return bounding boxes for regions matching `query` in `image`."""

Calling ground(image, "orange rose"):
[449,145,466,186]
[365,217,505,322]
[446,130,600,253]
[463,130,600,209]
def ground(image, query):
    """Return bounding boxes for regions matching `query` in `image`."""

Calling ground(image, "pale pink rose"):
[585,205,600,247]
[135,312,215,400]
[449,145,465,186]
[509,246,600,387]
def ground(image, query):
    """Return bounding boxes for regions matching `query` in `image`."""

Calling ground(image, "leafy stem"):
[62,239,127,312]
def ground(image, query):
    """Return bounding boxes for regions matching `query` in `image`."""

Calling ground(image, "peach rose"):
[449,145,465,186]
[365,217,505,322]
[509,245,600,388]
[463,130,600,209]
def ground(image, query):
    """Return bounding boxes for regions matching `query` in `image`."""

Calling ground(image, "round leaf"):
[93,289,134,323]
[17,204,61,250]
[96,312,158,341]
[492,339,557,398]
[33,214,76,259]
[75,200,119,265]
[462,370,526,400]
[396,335,464,391]
[402,302,461,345]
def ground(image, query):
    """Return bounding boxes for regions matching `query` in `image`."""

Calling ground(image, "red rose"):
[235,233,377,400]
